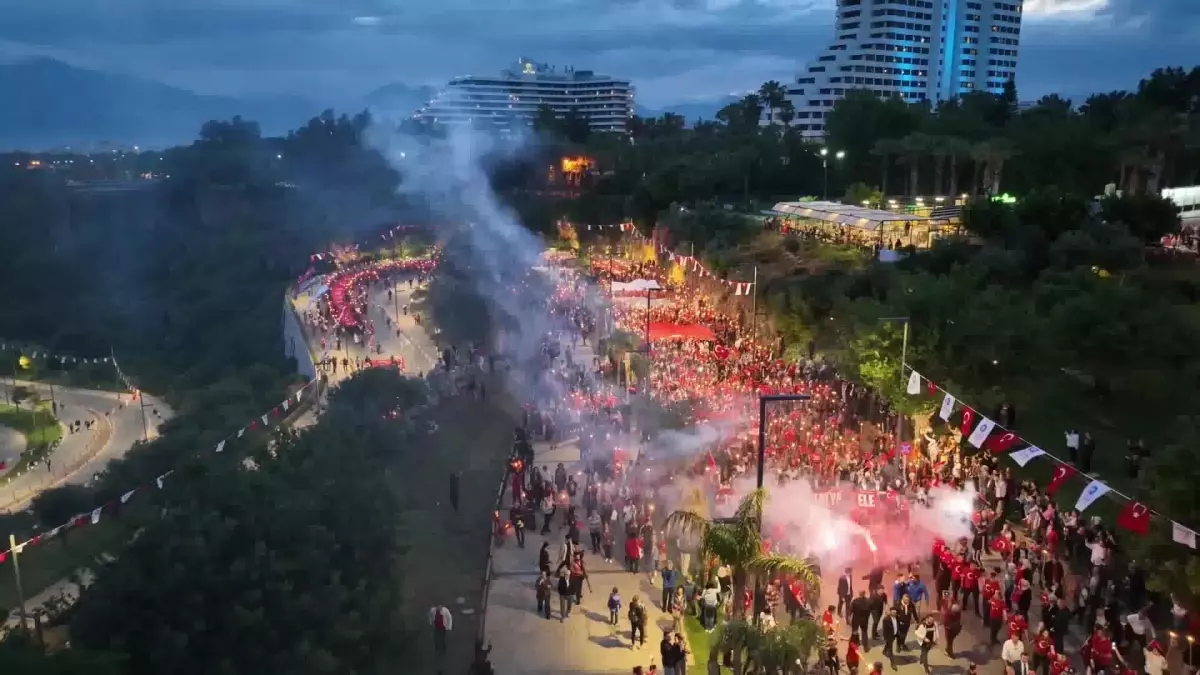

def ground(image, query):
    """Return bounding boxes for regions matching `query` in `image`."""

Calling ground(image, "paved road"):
[0,380,171,513]
[290,276,439,426]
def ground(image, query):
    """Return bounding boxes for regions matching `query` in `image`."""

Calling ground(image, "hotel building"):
[788,0,1023,137]
[415,58,634,133]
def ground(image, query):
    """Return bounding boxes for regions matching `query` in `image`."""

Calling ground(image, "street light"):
[879,316,910,459]
[753,394,811,623]
[820,148,846,200]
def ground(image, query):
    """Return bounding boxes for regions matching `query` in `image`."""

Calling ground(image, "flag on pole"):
[1172,522,1197,549]
[1008,446,1045,467]
[966,417,995,448]
[1046,464,1076,495]
[938,394,955,421]
[1075,480,1110,512]
[906,370,921,395]
[1117,502,1151,535]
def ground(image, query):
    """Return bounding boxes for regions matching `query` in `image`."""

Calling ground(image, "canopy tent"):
[768,201,951,248]
[612,279,663,292]
[647,322,716,342]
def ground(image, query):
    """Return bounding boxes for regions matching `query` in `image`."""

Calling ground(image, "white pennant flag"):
[938,393,956,421]
[296,389,304,402]
[47,525,63,539]
[215,440,226,453]
[1075,480,1111,512]
[156,472,170,489]
[906,370,921,395]
[1008,446,1045,467]
[90,507,103,524]
[1172,522,1197,549]
[260,414,268,426]
[282,399,290,411]
[967,417,995,448]
[120,489,136,504]
[237,428,245,439]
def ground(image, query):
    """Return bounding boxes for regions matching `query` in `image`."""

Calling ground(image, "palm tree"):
[944,136,971,198]
[759,81,788,126]
[897,133,931,197]
[971,138,1016,196]
[713,618,827,675]
[928,135,951,196]
[870,138,902,197]
[665,489,819,622]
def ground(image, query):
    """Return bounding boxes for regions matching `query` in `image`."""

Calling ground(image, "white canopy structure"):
[768,201,952,248]
[612,279,663,292]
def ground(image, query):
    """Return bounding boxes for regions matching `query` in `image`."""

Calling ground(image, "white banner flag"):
[90,507,103,524]
[156,471,171,489]
[120,489,136,504]
[237,428,245,439]
[296,389,304,402]
[260,414,269,426]
[282,399,290,411]
[1172,523,1197,549]
[215,440,226,453]
[906,370,921,395]
[1008,446,1045,467]
[1075,480,1111,512]
[967,417,995,448]
[938,393,956,421]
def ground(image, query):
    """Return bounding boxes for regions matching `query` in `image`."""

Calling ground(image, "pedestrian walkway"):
[486,438,680,675]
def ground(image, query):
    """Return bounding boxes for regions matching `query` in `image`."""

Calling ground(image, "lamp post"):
[753,394,811,623]
[820,148,846,201]
[879,316,910,456]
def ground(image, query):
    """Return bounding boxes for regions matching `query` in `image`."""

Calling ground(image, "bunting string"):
[903,364,1197,550]
[586,222,756,295]
[0,378,320,566]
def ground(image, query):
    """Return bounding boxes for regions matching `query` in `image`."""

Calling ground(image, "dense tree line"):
[522,66,1200,225]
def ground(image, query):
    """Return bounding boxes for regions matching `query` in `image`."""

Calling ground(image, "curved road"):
[0,380,171,513]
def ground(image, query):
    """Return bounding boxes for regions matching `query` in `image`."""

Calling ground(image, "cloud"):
[0,0,1195,109]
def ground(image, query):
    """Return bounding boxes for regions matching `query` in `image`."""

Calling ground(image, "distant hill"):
[636,96,741,125]
[0,58,320,150]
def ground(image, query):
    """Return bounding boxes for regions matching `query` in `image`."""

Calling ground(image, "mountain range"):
[0,58,737,150]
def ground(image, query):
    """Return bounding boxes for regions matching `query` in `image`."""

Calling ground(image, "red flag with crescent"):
[984,430,1020,453]
[1046,464,1077,496]
[1117,502,1151,535]
[959,408,976,436]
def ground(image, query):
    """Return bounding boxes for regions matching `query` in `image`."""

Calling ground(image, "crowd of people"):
[494,244,1191,675]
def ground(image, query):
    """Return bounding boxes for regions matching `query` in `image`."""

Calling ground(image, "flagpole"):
[9,533,28,632]
[751,266,758,340]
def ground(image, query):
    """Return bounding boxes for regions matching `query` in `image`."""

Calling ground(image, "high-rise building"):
[787,0,1022,138]
[415,58,634,133]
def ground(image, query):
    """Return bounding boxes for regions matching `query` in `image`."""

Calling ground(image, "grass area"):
[0,403,63,483]
[0,521,125,615]
[683,614,732,674]
[390,384,516,674]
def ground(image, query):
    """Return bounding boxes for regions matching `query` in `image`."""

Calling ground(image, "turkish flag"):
[1117,501,1151,535]
[959,408,976,436]
[1046,464,1077,496]
[984,430,1020,453]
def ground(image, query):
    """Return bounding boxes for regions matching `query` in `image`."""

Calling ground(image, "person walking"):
[557,568,573,621]
[629,595,648,649]
[535,571,553,620]
[915,616,938,674]
[429,604,453,660]
[608,587,623,626]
